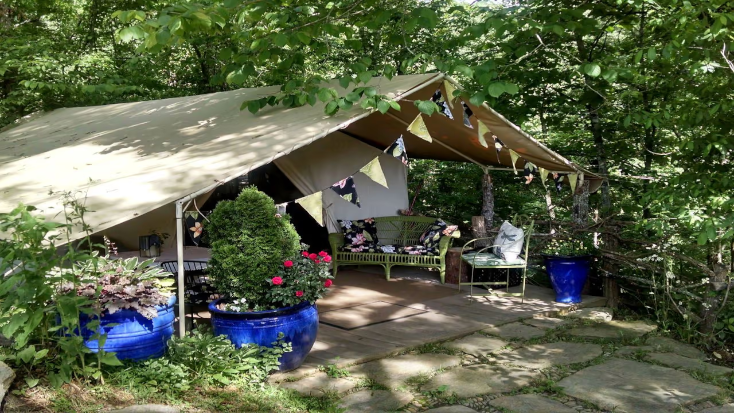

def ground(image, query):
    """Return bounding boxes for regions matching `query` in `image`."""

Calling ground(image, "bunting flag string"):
[296,192,323,226]
[407,114,433,142]
[523,162,537,185]
[476,120,490,148]
[360,157,388,188]
[331,176,360,207]
[509,149,521,175]
[385,135,409,166]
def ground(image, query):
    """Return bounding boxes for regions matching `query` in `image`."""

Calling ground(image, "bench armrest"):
[438,229,461,256]
[328,233,344,254]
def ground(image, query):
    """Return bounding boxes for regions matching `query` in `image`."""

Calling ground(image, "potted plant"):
[61,240,176,361]
[541,235,596,304]
[205,187,334,371]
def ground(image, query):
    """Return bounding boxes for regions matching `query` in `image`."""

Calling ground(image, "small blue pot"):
[81,296,176,361]
[209,299,318,371]
[543,255,592,304]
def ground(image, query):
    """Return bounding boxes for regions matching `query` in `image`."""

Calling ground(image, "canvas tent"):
[0,72,602,334]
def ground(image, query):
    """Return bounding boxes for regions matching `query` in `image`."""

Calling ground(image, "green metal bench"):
[329,216,460,283]
[458,220,534,302]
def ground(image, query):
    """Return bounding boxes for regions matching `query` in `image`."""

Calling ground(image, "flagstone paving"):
[647,352,733,376]
[700,403,734,413]
[347,353,461,389]
[423,406,479,413]
[483,322,545,340]
[279,372,356,395]
[490,394,578,413]
[522,316,568,330]
[492,342,603,369]
[443,333,508,357]
[111,405,179,413]
[567,319,657,340]
[422,364,540,398]
[338,389,413,413]
[614,345,655,356]
[566,307,613,321]
[645,336,707,360]
[557,358,722,413]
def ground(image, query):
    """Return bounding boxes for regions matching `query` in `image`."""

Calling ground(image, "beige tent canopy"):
[0,72,600,241]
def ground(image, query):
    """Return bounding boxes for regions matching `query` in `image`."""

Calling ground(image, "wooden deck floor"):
[272,267,606,379]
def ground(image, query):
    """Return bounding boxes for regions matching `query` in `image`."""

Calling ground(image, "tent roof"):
[0,73,600,241]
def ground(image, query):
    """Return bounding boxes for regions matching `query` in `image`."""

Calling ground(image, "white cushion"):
[492,221,525,261]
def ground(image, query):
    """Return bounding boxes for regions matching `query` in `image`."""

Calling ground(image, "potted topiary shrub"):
[541,235,596,304]
[61,239,176,361]
[206,187,334,371]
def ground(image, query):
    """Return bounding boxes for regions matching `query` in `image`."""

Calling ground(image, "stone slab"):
[338,389,413,413]
[699,403,734,413]
[646,337,706,360]
[424,406,479,413]
[444,334,508,356]
[279,373,356,395]
[0,361,14,407]
[648,353,733,376]
[348,353,461,389]
[615,345,654,357]
[523,317,568,330]
[566,307,613,321]
[493,342,603,369]
[558,358,722,413]
[423,365,540,398]
[491,394,577,413]
[483,322,545,340]
[567,320,657,340]
[111,405,179,413]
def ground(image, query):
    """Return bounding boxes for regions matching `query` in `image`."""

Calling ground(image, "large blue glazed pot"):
[208,299,318,371]
[543,255,592,304]
[80,296,176,361]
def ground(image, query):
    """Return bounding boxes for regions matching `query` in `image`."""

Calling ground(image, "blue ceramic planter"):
[81,296,176,361]
[209,299,318,371]
[543,255,592,304]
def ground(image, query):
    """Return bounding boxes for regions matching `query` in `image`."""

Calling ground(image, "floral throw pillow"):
[338,218,379,247]
[419,219,458,248]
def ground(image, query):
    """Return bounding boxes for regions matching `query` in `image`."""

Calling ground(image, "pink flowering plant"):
[265,250,335,308]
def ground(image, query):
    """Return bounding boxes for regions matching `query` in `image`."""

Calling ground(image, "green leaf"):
[454,65,473,77]
[325,100,338,115]
[346,91,361,102]
[296,32,311,45]
[24,377,39,388]
[339,77,351,89]
[99,352,123,366]
[634,50,643,64]
[647,46,656,61]
[363,87,377,98]
[469,93,485,106]
[504,82,519,95]
[551,25,564,36]
[317,88,332,102]
[357,71,372,84]
[377,100,390,114]
[487,82,505,98]
[274,33,288,47]
[389,101,401,111]
[583,63,601,77]
[118,26,145,43]
[416,100,436,116]
[697,231,708,245]
[247,100,261,114]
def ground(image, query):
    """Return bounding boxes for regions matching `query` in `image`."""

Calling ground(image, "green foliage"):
[206,187,301,309]
[264,251,334,308]
[543,235,597,257]
[318,358,350,379]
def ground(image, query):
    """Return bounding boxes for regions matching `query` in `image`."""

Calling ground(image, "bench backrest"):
[373,216,437,246]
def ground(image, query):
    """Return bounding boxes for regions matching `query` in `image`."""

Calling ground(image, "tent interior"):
[0,73,602,257]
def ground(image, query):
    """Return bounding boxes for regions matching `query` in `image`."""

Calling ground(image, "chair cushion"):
[462,252,525,266]
[401,245,439,256]
[419,219,458,248]
[377,244,401,254]
[339,243,379,253]
[338,219,379,247]
[492,221,525,261]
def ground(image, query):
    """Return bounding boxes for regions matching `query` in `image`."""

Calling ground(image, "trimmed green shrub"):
[206,187,301,309]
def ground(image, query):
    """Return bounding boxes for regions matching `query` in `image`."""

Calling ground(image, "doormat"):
[319,301,427,330]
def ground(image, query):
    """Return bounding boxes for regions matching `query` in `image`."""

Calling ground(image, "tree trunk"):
[572,180,590,226]
[481,172,494,231]
[545,190,556,221]
[699,250,729,335]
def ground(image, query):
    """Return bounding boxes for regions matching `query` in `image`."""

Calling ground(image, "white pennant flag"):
[296,192,323,226]
[509,149,521,175]
[443,80,458,109]
[476,120,490,148]
[407,114,433,142]
[538,167,549,187]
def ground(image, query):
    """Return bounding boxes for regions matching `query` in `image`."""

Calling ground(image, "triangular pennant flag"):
[523,162,537,185]
[331,176,360,207]
[538,167,549,187]
[509,149,521,174]
[385,136,409,166]
[184,211,205,246]
[360,157,388,188]
[443,80,457,109]
[477,120,490,148]
[296,192,323,226]
[568,173,578,193]
[407,114,433,142]
[275,202,288,216]
[552,173,565,193]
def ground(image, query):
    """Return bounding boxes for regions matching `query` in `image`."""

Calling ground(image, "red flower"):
[314,259,321,264]
[318,251,328,257]
[284,260,294,268]
[271,277,283,285]
[308,253,318,260]
[301,251,309,257]
[323,256,332,263]
[295,291,304,297]
[324,279,333,288]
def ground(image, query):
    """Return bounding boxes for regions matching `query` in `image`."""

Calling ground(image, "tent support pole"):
[175,200,185,338]
[383,111,493,170]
